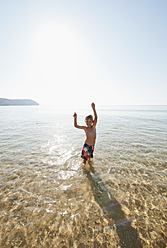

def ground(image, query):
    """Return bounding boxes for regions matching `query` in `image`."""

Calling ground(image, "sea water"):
[0,105,166,247]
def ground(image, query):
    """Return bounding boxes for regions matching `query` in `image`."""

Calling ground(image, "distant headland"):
[0,98,39,106]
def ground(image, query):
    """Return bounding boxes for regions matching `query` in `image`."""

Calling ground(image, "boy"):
[73,103,97,171]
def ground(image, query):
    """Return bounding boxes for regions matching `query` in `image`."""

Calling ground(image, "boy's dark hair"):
[85,115,93,121]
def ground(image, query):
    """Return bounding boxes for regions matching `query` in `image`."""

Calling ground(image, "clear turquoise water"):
[0,105,166,247]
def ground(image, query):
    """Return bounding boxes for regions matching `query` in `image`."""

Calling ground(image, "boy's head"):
[85,115,93,127]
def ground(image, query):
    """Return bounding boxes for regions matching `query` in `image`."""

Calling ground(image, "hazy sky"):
[0,0,167,106]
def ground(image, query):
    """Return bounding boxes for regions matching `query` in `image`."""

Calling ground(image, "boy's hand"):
[73,112,77,118]
[91,102,95,109]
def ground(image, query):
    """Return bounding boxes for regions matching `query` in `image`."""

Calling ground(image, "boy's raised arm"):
[73,112,78,127]
[91,102,98,127]
[73,112,85,129]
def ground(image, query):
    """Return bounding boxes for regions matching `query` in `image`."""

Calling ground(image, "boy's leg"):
[89,158,93,163]
[89,158,95,172]
[82,159,90,172]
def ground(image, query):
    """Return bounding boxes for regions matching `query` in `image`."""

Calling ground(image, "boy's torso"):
[85,126,96,146]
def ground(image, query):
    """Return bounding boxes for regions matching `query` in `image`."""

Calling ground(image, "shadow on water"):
[86,168,143,248]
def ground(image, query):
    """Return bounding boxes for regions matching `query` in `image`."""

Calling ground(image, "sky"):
[0,0,167,107]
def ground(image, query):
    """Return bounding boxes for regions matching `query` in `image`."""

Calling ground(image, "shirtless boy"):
[73,103,97,170]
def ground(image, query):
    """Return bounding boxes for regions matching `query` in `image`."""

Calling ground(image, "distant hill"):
[0,98,39,106]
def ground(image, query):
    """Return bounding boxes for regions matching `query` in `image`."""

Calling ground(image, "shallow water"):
[0,105,167,247]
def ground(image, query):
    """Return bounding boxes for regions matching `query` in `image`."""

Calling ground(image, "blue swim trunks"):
[81,143,95,161]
